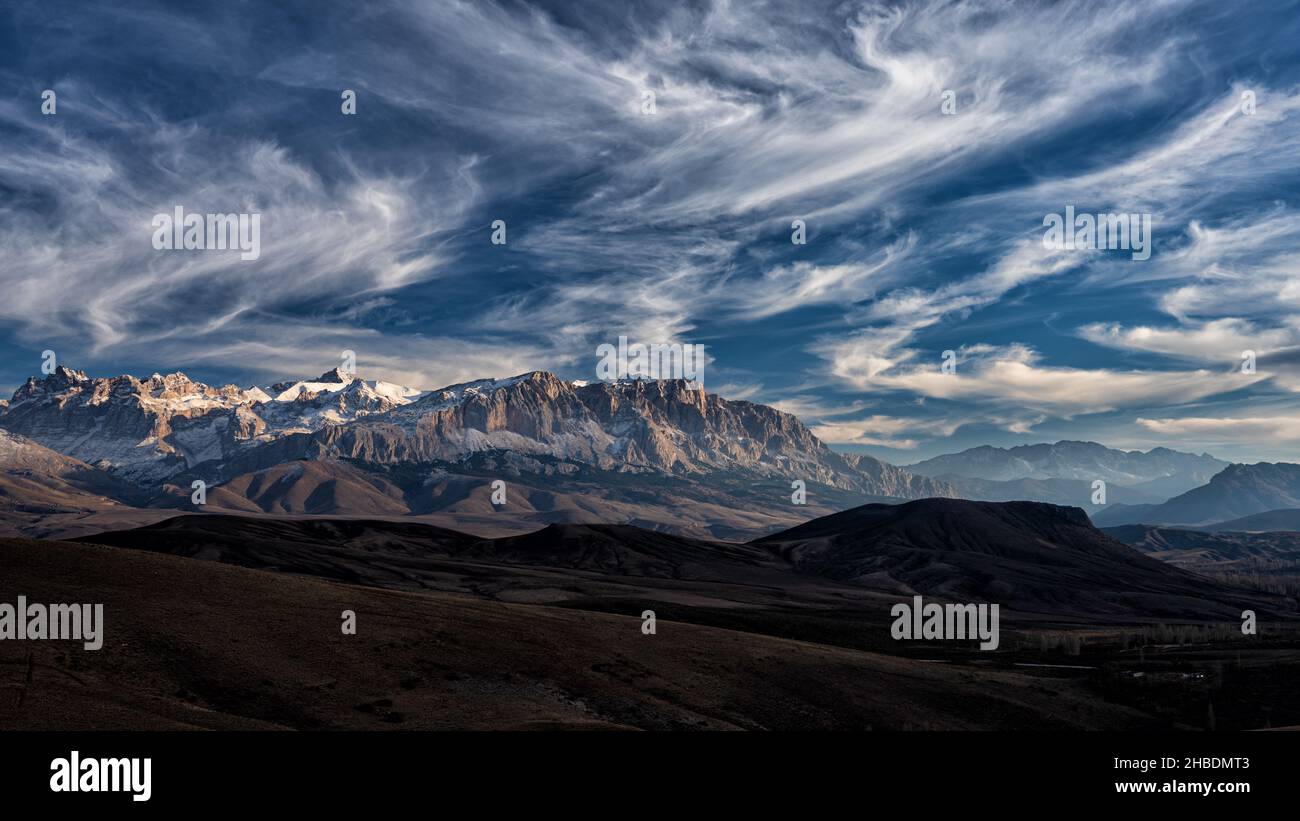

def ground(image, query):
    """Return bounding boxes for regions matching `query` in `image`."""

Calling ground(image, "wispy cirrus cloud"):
[3,0,1300,464]
[811,415,967,449]
[837,343,1262,417]
[1138,415,1300,444]
[0,100,472,368]
[1078,318,1300,363]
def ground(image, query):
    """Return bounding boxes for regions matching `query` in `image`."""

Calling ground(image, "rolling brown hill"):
[78,498,1298,624]
[0,537,1156,730]
[1104,524,1300,564]
[150,456,878,540]
[0,430,144,536]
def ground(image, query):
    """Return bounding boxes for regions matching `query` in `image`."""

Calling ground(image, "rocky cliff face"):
[301,372,953,497]
[0,366,952,501]
[840,452,958,499]
[2,367,256,482]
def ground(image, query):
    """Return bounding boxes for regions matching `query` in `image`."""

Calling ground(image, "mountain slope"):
[74,513,806,590]
[1196,508,1300,533]
[753,498,1291,621]
[1093,463,1300,527]
[462,523,790,579]
[0,429,142,534]
[151,454,910,540]
[196,460,412,516]
[1,536,1155,730]
[75,512,879,622]
[1103,524,1300,564]
[293,372,951,497]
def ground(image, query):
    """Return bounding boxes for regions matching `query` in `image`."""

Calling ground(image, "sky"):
[2,0,1300,465]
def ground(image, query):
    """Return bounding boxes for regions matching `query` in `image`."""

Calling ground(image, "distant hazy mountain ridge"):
[1094,462,1300,527]
[907,440,1228,503]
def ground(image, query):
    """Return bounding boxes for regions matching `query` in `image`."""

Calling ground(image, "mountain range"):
[0,366,952,539]
[8,365,1300,544]
[906,441,1228,501]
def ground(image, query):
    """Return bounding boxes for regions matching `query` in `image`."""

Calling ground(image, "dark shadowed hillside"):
[753,498,1294,621]
[0,537,1157,731]
[1104,524,1300,563]
[79,498,1297,624]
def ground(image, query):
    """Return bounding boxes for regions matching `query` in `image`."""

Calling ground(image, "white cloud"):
[0,104,477,370]
[1078,318,1298,362]
[768,396,873,419]
[811,414,966,449]
[840,344,1261,417]
[1138,415,1300,444]
[1155,213,1300,319]
[176,329,557,392]
[816,241,1082,385]
[727,235,914,320]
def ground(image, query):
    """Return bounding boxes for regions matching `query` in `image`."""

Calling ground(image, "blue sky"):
[2,0,1300,464]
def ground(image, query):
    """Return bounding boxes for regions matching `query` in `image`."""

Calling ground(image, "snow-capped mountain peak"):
[0,366,425,482]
